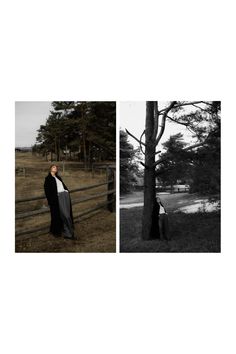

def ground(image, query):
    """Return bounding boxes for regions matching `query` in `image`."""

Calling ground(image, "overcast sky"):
[15,101,200,148]
[15,101,52,147]
[120,101,197,152]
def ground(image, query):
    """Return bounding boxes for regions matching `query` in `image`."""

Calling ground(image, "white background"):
[0,0,235,353]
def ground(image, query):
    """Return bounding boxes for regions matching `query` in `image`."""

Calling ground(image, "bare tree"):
[126,101,214,240]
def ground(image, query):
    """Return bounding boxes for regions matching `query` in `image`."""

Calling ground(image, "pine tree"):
[120,130,140,194]
[35,101,116,163]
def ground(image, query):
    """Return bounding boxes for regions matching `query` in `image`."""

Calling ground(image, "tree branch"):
[139,161,148,168]
[153,141,207,168]
[155,101,176,146]
[125,129,146,147]
[191,103,210,112]
[186,125,196,136]
[200,101,214,106]
[158,101,208,114]
[166,115,189,126]
[139,130,146,154]
[167,113,205,136]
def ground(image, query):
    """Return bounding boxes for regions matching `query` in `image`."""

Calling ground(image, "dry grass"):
[15,152,116,252]
[16,211,116,253]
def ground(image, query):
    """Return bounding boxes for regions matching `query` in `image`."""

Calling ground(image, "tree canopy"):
[156,133,191,188]
[120,129,141,194]
[157,103,221,194]
[34,101,116,163]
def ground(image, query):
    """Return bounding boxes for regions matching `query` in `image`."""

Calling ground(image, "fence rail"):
[16,189,116,220]
[16,181,112,203]
[16,178,115,238]
[15,200,114,238]
[16,161,116,177]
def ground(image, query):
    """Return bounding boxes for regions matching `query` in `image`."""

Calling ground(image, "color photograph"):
[15,101,116,252]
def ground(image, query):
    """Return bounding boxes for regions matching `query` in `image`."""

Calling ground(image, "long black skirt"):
[57,191,74,238]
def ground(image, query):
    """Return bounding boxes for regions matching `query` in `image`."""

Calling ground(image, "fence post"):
[106,166,109,182]
[107,167,115,212]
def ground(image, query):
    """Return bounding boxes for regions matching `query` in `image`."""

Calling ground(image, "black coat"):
[44,173,74,236]
[150,200,167,239]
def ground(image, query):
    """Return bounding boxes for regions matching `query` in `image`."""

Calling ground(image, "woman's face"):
[51,165,58,173]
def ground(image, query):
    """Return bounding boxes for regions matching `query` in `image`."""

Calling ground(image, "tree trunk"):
[56,144,59,161]
[142,102,157,240]
[88,141,91,168]
[83,134,87,168]
[54,136,57,161]
[57,136,60,161]
[65,145,68,161]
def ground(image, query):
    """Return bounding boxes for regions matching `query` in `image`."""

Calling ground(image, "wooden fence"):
[16,161,116,178]
[15,178,115,238]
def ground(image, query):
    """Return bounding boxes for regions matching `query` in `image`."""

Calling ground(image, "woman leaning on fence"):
[44,164,76,240]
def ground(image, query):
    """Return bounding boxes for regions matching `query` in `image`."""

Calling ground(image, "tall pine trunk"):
[83,134,87,168]
[57,136,60,161]
[142,102,156,240]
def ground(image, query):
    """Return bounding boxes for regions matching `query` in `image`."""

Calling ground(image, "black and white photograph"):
[120,101,221,252]
[15,101,116,252]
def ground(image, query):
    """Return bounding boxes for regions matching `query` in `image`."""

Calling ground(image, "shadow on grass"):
[120,208,220,253]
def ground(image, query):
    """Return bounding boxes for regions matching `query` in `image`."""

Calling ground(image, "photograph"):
[2,1,236,353]
[120,101,221,252]
[15,101,116,252]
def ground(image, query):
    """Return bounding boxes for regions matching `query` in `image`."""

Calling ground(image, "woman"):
[44,164,75,240]
[151,196,170,240]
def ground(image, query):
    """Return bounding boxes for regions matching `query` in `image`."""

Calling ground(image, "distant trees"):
[157,132,220,195]
[189,121,220,194]
[34,101,116,163]
[157,105,221,195]
[120,129,141,194]
[157,133,190,190]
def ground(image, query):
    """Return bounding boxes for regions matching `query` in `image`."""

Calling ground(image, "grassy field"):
[16,210,116,253]
[120,190,220,254]
[120,191,218,211]
[15,152,116,252]
[120,208,220,252]
[120,190,220,252]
